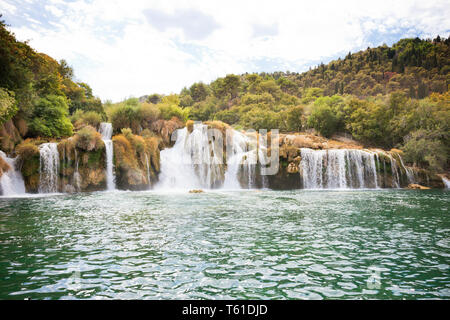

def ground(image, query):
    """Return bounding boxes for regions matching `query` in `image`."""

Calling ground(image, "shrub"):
[72,109,103,129]
[109,103,140,133]
[139,102,160,128]
[16,140,39,159]
[74,125,103,151]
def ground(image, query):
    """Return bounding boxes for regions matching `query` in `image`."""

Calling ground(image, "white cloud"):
[0,0,16,13]
[3,0,449,101]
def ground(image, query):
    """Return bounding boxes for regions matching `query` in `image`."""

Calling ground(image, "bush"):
[74,125,103,151]
[71,109,103,129]
[139,102,160,128]
[158,102,189,122]
[109,103,140,133]
[15,140,39,164]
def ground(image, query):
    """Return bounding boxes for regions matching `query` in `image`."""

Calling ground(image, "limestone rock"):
[287,162,299,174]
[407,184,430,190]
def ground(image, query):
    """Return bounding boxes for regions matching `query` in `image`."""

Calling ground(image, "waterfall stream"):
[99,122,116,190]
[157,124,225,190]
[145,153,151,189]
[299,148,379,189]
[38,143,60,193]
[442,176,450,189]
[0,151,26,196]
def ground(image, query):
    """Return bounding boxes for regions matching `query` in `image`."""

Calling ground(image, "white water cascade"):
[300,148,379,189]
[157,124,225,190]
[39,143,60,193]
[74,149,81,191]
[145,153,151,189]
[398,155,415,184]
[389,154,401,188]
[223,130,257,189]
[0,151,26,196]
[442,176,450,189]
[99,122,116,191]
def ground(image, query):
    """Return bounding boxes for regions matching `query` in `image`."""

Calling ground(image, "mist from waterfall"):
[157,124,225,190]
[99,122,116,190]
[38,143,60,193]
[0,151,26,196]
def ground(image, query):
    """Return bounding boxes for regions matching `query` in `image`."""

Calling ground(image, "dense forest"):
[0,15,449,173]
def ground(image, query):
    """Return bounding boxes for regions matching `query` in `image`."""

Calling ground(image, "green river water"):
[0,189,449,299]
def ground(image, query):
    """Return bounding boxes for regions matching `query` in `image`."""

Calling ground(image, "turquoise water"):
[0,189,449,299]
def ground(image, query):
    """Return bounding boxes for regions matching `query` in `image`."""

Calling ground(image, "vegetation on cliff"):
[112,128,160,189]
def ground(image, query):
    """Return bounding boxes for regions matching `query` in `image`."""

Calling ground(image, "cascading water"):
[0,151,26,196]
[157,124,225,190]
[99,122,116,190]
[398,155,415,184]
[223,130,257,189]
[144,153,151,189]
[157,122,418,190]
[389,154,401,188]
[300,148,379,189]
[442,176,450,189]
[74,149,81,191]
[39,143,60,193]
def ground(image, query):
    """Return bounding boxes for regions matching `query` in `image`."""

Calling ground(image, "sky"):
[0,0,449,102]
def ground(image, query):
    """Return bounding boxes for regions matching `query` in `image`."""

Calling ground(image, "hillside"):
[275,36,450,98]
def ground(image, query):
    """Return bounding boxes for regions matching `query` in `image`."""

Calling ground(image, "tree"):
[307,104,338,137]
[189,82,209,102]
[29,95,73,137]
[402,130,447,171]
[284,105,304,132]
[0,88,17,125]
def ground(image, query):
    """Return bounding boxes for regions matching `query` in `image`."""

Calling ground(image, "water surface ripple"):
[0,189,449,299]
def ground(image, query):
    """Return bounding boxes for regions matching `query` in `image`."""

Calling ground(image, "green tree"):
[29,95,73,137]
[307,103,338,137]
[402,129,447,171]
[0,88,17,125]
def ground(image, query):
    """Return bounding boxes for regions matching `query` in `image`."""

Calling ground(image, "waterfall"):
[223,130,257,189]
[389,154,400,188]
[299,148,379,189]
[157,124,225,190]
[397,155,415,184]
[99,122,116,190]
[74,149,81,191]
[442,176,450,189]
[0,151,26,196]
[145,153,151,189]
[39,143,59,193]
